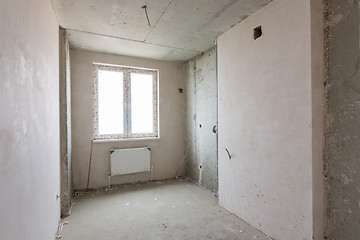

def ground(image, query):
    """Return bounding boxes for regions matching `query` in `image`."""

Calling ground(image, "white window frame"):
[92,63,159,140]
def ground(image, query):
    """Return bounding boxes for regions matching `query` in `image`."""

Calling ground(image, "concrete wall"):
[217,0,323,239]
[0,0,60,239]
[59,27,72,217]
[324,0,360,239]
[185,48,218,192]
[71,49,185,190]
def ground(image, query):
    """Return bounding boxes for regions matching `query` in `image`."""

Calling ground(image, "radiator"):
[110,147,151,176]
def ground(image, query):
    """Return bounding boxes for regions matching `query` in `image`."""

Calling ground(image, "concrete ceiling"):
[51,0,272,61]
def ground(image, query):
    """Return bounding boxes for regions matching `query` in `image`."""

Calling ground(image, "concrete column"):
[324,0,360,239]
[59,27,72,217]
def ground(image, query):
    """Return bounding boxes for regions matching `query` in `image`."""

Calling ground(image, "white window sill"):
[93,137,160,143]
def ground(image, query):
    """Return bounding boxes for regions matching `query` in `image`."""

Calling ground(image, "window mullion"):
[93,64,158,140]
[126,70,132,137]
[122,70,127,138]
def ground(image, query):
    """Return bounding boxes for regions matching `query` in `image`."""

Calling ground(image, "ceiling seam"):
[143,0,173,42]
[66,28,200,53]
[49,0,62,27]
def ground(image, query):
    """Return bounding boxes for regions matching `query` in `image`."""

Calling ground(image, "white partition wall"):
[0,0,61,239]
[217,0,324,239]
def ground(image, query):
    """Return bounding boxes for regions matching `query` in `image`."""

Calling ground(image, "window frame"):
[92,63,159,140]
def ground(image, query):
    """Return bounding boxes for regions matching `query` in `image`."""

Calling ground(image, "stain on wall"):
[185,47,218,192]
[324,0,360,239]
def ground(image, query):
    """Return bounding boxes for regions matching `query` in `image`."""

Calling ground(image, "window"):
[93,64,158,140]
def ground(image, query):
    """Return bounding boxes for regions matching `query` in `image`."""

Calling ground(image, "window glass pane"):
[98,70,123,135]
[131,73,154,134]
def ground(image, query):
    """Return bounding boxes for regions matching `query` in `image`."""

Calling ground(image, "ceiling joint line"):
[67,28,199,52]
[144,0,173,42]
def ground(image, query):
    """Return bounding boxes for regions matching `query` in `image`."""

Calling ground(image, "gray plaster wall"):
[324,0,360,239]
[185,48,218,192]
[59,27,72,217]
[0,0,61,239]
[70,49,185,190]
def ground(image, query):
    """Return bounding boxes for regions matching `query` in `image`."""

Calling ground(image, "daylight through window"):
[93,64,158,140]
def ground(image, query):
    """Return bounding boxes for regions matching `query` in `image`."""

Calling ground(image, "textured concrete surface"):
[217,0,324,239]
[184,61,198,184]
[60,179,268,240]
[59,27,73,217]
[0,0,61,239]
[185,48,218,192]
[51,0,272,61]
[324,0,360,239]
[70,49,185,190]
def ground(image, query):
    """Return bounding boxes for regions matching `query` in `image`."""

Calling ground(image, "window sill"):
[93,137,160,143]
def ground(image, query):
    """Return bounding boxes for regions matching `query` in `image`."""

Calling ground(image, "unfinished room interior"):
[1,0,359,239]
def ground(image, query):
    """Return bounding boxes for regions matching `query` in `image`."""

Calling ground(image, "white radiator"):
[110,147,151,176]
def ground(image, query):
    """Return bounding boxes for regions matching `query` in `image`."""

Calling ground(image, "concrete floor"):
[60,179,268,240]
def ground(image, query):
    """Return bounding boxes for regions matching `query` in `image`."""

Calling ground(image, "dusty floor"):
[60,179,268,240]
